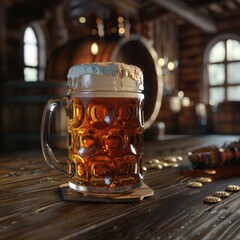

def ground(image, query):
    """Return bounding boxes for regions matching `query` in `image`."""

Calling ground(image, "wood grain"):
[0,135,240,240]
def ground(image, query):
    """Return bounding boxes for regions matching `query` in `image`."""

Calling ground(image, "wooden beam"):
[97,0,140,15]
[151,0,218,33]
[225,0,238,11]
[209,3,223,14]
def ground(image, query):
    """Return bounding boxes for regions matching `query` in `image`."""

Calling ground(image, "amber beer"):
[41,62,144,194]
[66,94,144,193]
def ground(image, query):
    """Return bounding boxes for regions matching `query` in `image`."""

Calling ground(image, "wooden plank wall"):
[0,1,7,151]
[155,9,240,136]
[178,9,240,104]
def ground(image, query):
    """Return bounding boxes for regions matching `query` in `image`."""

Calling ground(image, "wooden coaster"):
[59,183,154,203]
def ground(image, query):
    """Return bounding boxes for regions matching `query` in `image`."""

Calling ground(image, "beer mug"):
[41,62,144,195]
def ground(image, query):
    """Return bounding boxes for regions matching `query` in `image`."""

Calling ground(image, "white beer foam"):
[67,62,143,92]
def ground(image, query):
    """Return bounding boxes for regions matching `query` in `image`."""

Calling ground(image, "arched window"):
[23,25,45,81]
[203,34,240,105]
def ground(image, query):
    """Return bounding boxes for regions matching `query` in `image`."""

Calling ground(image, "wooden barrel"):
[45,34,163,129]
[3,80,68,151]
[212,101,240,135]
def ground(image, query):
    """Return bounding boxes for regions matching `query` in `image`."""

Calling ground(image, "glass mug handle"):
[40,98,70,175]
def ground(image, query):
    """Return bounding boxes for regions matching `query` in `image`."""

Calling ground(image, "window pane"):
[209,87,225,104]
[227,86,240,101]
[227,39,240,61]
[24,67,38,82]
[209,41,225,63]
[227,62,240,84]
[208,64,225,85]
[24,44,38,66]
[24,27,37,44]
[23,26,39,82]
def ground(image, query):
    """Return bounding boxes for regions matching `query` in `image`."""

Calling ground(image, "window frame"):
[203,33,240,104]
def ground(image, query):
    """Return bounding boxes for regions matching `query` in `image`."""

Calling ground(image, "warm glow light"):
[178,91,184,99]
[91,42,99,55]
[167,61,175,71]
[118,16,124,23]
[181,97,191,107]
[196,103,207,118]
[79,17,86,24]
[118,27,125,35]
[158,58,165,67]
[169,96,181,113]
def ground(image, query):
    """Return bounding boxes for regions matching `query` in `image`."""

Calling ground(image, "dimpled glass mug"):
[41,62,145,195]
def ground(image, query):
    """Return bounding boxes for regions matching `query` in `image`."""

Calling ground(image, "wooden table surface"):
[1,135,240,240]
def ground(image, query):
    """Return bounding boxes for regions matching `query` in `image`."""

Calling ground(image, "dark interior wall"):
[0,1,7,149]
[178,9,240,104]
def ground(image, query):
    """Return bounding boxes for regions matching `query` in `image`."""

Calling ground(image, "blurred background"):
[1,0,240,151]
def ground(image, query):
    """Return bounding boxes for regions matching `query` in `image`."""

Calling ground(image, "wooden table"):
[1,135,240,240]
